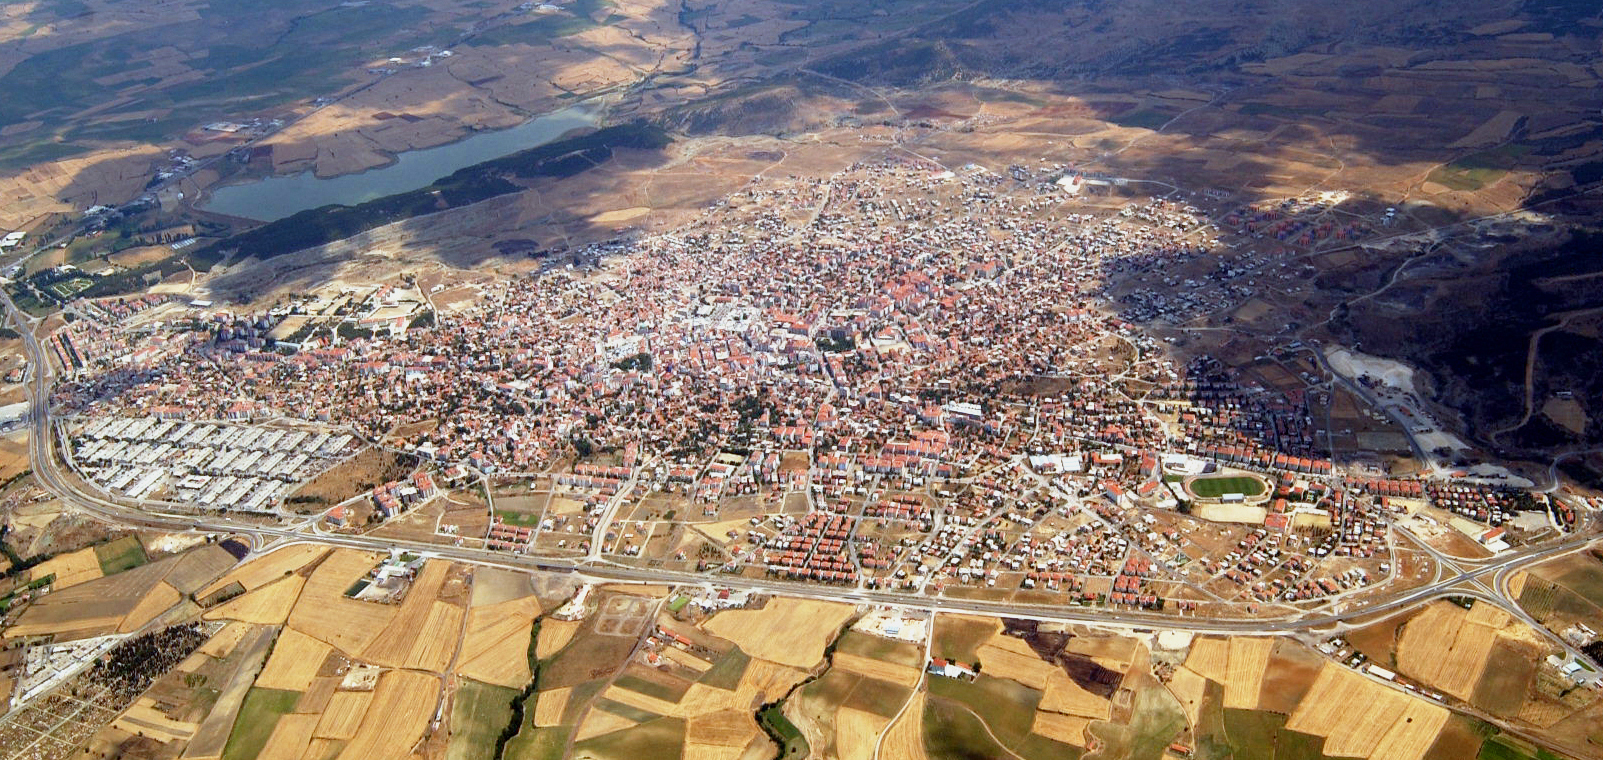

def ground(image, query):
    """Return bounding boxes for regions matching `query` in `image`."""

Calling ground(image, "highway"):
[0,283,1597,638]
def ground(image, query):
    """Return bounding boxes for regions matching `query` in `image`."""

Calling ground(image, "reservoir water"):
[199,103,600,222]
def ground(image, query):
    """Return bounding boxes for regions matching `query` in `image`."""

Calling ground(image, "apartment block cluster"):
[69,416,354,512]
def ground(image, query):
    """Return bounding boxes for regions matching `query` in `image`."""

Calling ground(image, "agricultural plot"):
[931,614,1000,664]
[1256,641,1328,715]
[204,573,306,625]
[1215,707,1326,760]
[571,716,687,760]
[28,546,104,589]
[833,632,923,684]
[925,674,1045,754]
[1082,681,1186,760]
[1472,641,1540,718]
[285,549,397,656]
[360,560,464,671]
[335,669,441,760]
[459,594,542,688]
[314,689,375,741]
[1549,554,1603,608]
[537,619,584,660]
[702,598,854,669]
[1222,637,1275,709]
[449,678,521,760]
[1286,663,1448,760]
[1396,602,1509,699]
[789,666,911,757]
[8,545,225,640]
[256,628,333,692]
[256,713,320,760]
[880,691,928,760]
[197,544,329,599]
[220,687,301,760]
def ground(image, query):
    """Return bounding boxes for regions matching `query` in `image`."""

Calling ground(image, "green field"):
[758,703,809,758]
[1084,685,1186,760]
[449,679,520,760]
[94,536,148,575]
[930,616,995,664]
[495,510,543,527]
[697,646,751,691]
[221,687,301,760]
[926,674,1042,749]
[1212,708,1327,760]
[923,696,1011,760]
[836,630,924,668]
[614,672,692,703]
[1478,735,1555,760]
[1426,145,1533,192]
[1472,642,1537,718]
[1112,109,1175,130]
[504,725,571,760]
[1188,475,1267,499]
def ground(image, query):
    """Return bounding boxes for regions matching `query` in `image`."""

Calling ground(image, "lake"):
[198,103,600,222]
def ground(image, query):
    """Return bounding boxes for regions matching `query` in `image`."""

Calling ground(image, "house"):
[926,658,977,680]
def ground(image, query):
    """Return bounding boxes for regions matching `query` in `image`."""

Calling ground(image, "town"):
[39,158,1597,620]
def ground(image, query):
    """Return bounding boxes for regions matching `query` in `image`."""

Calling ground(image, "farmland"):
[2,1,1603,759]
[702,598,855,669]
[0,558,1590,760]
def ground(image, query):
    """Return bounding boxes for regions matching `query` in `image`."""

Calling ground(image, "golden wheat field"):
[334,670,439,759]
[702,599,854,668]
[256,627,333,692]
[1287,663,1447,760]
